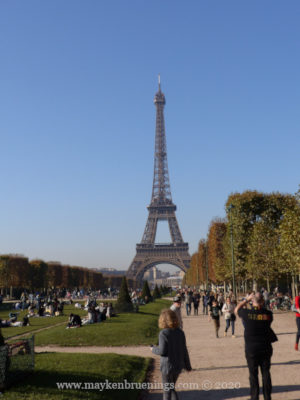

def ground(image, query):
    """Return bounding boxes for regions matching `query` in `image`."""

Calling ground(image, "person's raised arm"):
[235,293,253,316]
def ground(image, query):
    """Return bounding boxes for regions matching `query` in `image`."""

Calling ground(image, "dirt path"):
[35,345,150,356]
[148,311,300,400]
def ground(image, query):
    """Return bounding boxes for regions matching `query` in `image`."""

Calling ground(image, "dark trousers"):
[296,317,300,344]
[185,303,191,316]
[246,347,272,400]
[161,371,179,400]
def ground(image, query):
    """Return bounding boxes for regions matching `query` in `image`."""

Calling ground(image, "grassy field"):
[34,299,171,346]
[2,353,150,400]
[1,304,88,340]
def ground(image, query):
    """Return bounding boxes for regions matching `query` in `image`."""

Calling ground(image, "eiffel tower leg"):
[142,216,157,243]
[168,216,183,243]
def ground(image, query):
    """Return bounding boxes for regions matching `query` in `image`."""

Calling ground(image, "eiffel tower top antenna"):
[152,74,171,204]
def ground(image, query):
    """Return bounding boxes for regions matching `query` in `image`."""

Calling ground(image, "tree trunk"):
[292,275,295,299]
[224,281,226,294]
[266,277,270,293]
[253,279,257,292]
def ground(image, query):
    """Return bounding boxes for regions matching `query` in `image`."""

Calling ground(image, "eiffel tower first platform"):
[127,78,191,283]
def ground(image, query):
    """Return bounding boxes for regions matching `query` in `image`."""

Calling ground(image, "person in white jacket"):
[222,297,236,337]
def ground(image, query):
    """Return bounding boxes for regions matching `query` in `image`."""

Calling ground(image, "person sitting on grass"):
[27,304,36,317]
[67,313,82,328]
[151,309,192,400]
[106,303,116,318]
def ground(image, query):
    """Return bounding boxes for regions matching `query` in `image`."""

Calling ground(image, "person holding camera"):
[235,292,276,400]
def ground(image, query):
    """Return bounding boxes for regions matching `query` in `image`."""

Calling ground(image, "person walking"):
[193,292,199,316]
[217,291,224,315]
[222,297,236,337]
[294,289,300,351]
[209,299,221,338]
[235,292,276,400]
[185,291,192,316]
[203,292,209,315]
[151,309,192,400]
[170,296,183,329]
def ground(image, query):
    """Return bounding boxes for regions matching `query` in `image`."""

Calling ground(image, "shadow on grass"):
[4,370,141,400]
[137,312,160,317]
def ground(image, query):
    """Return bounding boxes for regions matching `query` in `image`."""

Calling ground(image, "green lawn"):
[34,299,171,346]
[2,304,88,340]
[3,353,150,400]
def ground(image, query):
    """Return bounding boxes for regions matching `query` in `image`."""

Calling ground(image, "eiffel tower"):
[127,77,191,282]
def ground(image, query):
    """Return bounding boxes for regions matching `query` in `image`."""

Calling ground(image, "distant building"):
[98,268,126,276]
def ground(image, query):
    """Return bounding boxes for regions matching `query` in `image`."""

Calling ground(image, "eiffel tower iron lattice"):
[127,78,191,282]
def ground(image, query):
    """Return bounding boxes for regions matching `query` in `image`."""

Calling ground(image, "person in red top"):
[295,290,300,351]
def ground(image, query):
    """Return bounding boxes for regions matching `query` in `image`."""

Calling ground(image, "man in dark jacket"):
[235,292,275,400]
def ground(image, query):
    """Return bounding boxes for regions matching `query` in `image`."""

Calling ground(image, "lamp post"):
[227,203,236,299]
[205,243,209,291]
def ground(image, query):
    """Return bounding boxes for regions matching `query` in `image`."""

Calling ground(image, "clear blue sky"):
[1,1,299,271]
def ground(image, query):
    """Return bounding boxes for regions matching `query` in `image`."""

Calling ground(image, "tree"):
[115,276,134,313]
[225,190,297,285]
[29,260,48,290]
[153,284,161,299]
[247,221,280,292]
[47,262,63,289]
[207,219,229,284]
[278,205,300,297]
[141,280,152,303]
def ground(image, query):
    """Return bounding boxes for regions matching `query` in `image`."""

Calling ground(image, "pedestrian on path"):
[294,289,300,351]
[235,292,276,400]
[222,297,236,337]
[209,300,221,338]
[193,292,199,315]
[151,309,192,400]
[202,292,209,315]
[170,296,183,329]
[185,291,193,316]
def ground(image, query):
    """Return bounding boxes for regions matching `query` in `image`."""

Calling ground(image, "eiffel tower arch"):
[127,77,191,283]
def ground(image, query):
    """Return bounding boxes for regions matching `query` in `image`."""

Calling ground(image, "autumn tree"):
[247,221,280,292]
[278,205,300,297]
[207,219,229,284]
[225,190,297,287]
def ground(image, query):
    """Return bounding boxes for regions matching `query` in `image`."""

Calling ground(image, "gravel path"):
[35,345,150,356]
[148,311,300,400]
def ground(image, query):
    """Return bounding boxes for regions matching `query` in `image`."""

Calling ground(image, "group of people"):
[67,299,116,328]
[177,288,237,338]
[15,292,65,318]
[0,313,29,328]
[152,288,300,400]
